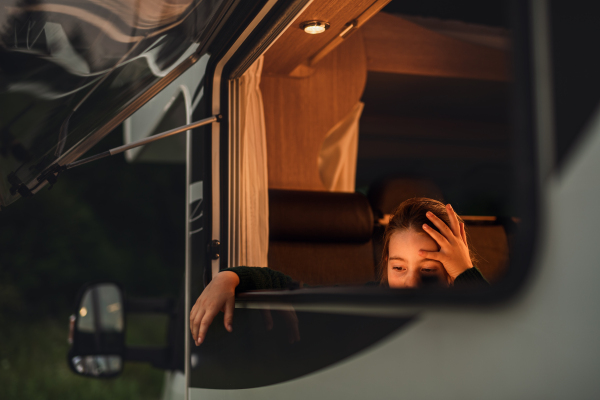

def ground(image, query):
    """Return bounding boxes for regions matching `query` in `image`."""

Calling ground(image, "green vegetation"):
[0,315,165,400]
[0,128,185,399]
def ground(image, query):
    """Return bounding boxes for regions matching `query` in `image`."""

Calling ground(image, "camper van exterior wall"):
[185,0,600,399]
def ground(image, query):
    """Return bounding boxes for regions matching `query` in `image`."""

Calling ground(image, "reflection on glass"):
[71,355,122,377]
[97,284,123,332]
[76,283,123,333]
[77,290,95,333]
[0,0,226,206]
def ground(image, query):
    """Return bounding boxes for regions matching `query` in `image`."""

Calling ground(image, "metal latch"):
[209,240,221,260]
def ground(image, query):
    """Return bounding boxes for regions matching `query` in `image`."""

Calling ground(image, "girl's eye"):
[392,266,405,271]
[421,268,437,273]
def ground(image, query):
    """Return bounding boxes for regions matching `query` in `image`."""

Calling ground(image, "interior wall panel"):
[261,31,367,191]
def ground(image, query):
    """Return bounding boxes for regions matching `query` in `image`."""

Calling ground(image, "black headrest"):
[269,189,374,243]
[368,178,444,215]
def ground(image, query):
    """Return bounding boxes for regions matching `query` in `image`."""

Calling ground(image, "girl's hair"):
[378,197,472,284]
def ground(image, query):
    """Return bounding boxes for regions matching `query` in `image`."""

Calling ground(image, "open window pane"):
[0,0,228,206]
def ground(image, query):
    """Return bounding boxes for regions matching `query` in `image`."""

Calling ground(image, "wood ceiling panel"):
[262,0,376,76]
[362,12,509,81]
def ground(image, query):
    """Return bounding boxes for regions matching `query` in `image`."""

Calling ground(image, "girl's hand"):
[189,271,240,346]
[420,204,473,283]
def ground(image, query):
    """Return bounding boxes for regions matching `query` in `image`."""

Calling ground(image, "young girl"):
[382,197,486,288]
[189,197,487,345]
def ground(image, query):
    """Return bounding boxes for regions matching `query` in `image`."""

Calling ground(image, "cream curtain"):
[318,102,364,192]
[238,56,269,267]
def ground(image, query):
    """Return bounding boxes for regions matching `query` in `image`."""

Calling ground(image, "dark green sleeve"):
[227,266,298,292]
[228,266,488,291]
[453,267,489,287]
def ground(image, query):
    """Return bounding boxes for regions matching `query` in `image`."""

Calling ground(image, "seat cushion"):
[269,189,373,243]
[268,241,377,286]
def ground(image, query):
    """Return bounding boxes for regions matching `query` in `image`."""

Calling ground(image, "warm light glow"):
[79,307,88,317]
[107,303,120,313]
[302,21,329,35]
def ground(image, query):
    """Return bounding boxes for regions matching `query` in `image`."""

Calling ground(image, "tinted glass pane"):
[0,0,225,206]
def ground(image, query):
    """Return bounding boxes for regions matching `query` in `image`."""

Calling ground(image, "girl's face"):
[387,229,450,288]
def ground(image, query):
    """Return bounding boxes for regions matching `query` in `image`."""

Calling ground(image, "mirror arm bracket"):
[124,347,171,369]
[126,297,176,314]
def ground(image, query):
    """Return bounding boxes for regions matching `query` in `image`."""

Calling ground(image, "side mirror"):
[68,281,181,378]
[68,283,125,378]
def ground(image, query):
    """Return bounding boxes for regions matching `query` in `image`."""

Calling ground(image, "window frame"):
[201,0,540,309]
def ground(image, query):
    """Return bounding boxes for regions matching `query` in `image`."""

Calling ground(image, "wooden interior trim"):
[262,32,367,191]
[379,214,500,226]
[361,13,510,81]
[306,0,392,67]
[263,0,387,76]
[461,216,498,222]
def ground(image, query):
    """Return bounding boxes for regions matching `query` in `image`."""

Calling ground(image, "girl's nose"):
[404,270,421,288]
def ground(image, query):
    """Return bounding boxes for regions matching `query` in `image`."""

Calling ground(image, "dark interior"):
[358,72,513,216]
[357,1,514,217]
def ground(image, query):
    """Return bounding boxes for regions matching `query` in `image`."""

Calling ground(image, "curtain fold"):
[238,56,269,267]
[318,101,364,192]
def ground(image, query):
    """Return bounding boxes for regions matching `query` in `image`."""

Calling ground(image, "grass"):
[0,121,186,400]
[0,313,167,400]
[126,314,170,347]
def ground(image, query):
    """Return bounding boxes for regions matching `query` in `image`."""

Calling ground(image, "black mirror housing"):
[68,281,182,378]
[67,282,125,378]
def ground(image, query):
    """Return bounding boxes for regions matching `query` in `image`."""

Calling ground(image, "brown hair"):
[378,197,471,285]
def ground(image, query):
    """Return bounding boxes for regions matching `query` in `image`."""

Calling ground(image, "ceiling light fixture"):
[301,21,330,35]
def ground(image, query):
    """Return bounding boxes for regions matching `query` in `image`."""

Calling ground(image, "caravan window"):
[215,0,533,298]
[187,0,538,390]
